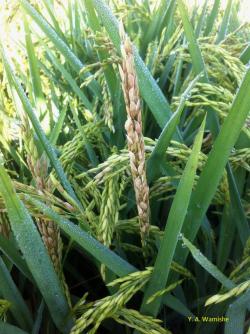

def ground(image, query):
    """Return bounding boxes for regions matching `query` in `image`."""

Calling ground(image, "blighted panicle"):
[119,23,150,246]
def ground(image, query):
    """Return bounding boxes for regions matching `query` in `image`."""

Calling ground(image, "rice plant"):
[0,0,249,333]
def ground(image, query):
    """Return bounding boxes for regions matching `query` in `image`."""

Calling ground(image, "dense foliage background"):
[0,0,249,333]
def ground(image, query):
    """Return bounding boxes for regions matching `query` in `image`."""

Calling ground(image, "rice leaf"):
[141,0,176,53]
[216,0,233,43]
[163,294,194,317]
[32,300,44,334]
[49,104,67,145]
[181,236,234,289]
[177,0,208,80]
[41,0,66,41]
[240,43,250,64]
[195,0,209,37]
[204,0,221,36]
[23,13,46,117]
[225,289,250,334]
[226,165,249,245]
[0,235,32,282]
[216,205,235,271]
[46,50,93,110]
[0,322,29,334]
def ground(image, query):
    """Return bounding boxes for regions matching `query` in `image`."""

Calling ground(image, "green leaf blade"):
[175,66,250,267]
[141,116,206,316]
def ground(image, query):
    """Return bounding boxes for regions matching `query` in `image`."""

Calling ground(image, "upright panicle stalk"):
[118,23,150,246]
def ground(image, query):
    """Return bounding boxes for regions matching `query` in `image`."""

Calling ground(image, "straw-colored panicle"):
[21,118,63,279]
[118,24,150,245]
